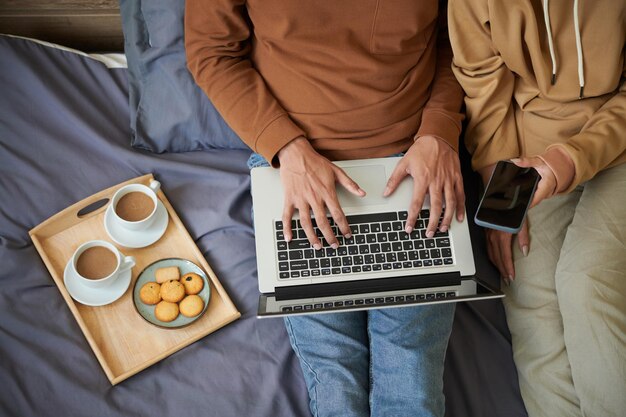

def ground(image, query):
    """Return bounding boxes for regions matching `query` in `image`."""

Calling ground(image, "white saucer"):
[63,262,132,307]
[104,201,169,248]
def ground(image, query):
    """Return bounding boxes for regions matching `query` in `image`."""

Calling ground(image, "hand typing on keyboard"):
[277,137,366,249]
[383,136,465,238]
[276,135,465,249]
[274,210,454,279]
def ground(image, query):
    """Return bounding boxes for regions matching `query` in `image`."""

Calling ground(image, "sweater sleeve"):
[448,0,520,171]
[415,0,465,152]
[545,61,626,192]
[184,0,305,165]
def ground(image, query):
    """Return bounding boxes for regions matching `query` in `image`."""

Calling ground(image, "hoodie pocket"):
[370,0,438,55]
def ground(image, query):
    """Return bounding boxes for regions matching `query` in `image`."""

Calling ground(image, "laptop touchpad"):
[336,165,387,207]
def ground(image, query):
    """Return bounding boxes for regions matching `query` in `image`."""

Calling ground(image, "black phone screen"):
[475,161,540,231]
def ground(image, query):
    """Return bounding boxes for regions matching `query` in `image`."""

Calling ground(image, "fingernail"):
[405,226,413,234]
[383,186,391,196]
[503,277,511,287]
[313,243,321,250]
[459,212,465,222]
[426,230,434,238]
[331,243,338,249]
[510,158,521,163]
[358,188,366,196]
[440,225,448,232]
[345,233,352,239]
[522,245,529,257]
[508,274,513,281]
[285,235,291,242]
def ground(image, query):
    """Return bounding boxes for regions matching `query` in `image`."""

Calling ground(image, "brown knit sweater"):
[185,0,464,164]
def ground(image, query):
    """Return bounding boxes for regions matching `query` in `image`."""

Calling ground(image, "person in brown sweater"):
[449,1,626,416]
[186,1,464,416]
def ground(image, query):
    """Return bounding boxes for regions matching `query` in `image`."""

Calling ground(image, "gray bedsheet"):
[0,36,527,417]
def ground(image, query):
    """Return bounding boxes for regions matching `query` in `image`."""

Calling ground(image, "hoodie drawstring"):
[543,0,558,85]
[542,0,585,98]
[573,0,585,98]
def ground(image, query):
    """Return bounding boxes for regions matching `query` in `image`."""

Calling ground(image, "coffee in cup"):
[110,180,161,232]
[70,240,135,288]
[76,245,118,280]
[115,191,155,222]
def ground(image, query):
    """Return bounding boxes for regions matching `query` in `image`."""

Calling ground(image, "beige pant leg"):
[556,163,626,417]
[504,191,583,417]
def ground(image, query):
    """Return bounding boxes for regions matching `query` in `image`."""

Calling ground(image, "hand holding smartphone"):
[475,160,540,234]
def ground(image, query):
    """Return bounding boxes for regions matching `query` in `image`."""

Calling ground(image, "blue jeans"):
[286,306,455,417]
[248,153,455,417]
[247,152,272,169]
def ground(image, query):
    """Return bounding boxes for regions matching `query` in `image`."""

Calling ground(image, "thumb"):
[383,161,409,197]
[517,220,530,257]
[334,166,366,197]
[510,157,538,168]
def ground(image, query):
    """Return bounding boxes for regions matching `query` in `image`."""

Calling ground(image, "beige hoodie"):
[449,0,626,192]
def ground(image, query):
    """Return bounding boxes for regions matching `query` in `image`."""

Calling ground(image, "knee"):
[557,240,626,303]
[374,304,455,339]
[557,262,626,336]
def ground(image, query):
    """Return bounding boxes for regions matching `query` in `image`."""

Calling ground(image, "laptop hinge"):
[274,272,462,301]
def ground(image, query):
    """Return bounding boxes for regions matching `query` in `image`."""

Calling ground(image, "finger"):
[440,181,456,233]
[486,234,497,267]
[500,233,515,280]
[383,161,409,197]
[326,194,351,241]
[334,166,366,197]
[405,181,428,234]
[510,157,539,168]
[311,202,337,248]
[488,232,508,280]
[517,220,530,257]
[282,204,295,242]
[455,177,466,222]
[298,206,322,250]
[426,186,443,238]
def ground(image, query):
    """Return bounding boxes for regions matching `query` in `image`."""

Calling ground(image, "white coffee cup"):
[70,240,135,289]
[110,180,161,231]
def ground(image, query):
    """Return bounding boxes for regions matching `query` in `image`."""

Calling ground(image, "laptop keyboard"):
[275,210,454,280]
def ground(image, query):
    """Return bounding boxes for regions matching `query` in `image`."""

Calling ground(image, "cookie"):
[180,273,204,295]
[154,301,179,322]
[139,282,161,305]
[179,295,204,318]
[155,266,180,284]
[160,279,185,303]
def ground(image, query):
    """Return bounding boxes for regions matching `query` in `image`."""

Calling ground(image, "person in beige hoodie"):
[449,1,626,416]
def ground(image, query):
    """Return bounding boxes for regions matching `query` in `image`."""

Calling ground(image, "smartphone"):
[474,160,540,234]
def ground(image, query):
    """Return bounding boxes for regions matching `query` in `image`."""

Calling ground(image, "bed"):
[0,10,528,417]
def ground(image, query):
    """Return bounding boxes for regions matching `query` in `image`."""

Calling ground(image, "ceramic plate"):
[133,258,211,329]
[104,201,169,249]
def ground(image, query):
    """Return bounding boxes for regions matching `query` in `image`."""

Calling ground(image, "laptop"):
[251,156,503,317]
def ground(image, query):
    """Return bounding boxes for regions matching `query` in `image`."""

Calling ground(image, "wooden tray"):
[29,174,241,385]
